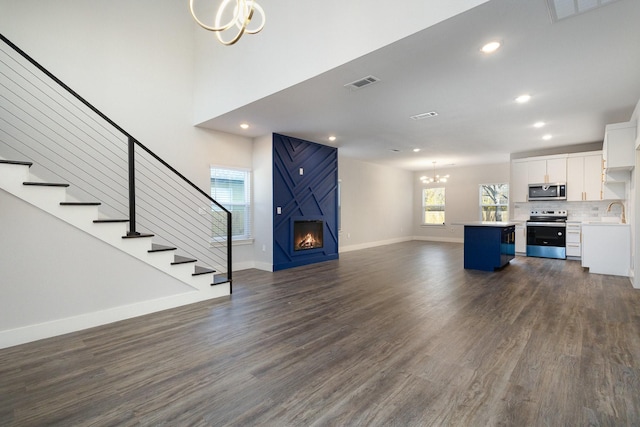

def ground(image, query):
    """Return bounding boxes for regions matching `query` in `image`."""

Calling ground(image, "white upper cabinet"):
[566,152,602,201]
[510,159,528,203]
[527,155,567,184]
[603,121,636,171]
[527,160,547,184]
[583,154,604,200]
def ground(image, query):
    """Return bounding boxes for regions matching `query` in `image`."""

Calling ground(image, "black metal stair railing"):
[0,33,232,286]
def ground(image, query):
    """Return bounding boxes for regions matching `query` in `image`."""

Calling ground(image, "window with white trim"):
[480,183,509,222]
[210,166,252,240]
[422,187,445,225]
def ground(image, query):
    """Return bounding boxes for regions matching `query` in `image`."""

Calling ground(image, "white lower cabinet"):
[582,223,630,276]
[515,224,526,254]
[565,222,581,258]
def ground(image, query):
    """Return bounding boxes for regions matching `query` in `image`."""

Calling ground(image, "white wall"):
[413,162,511,242]
[252,134,274,271]
[192,0,489,123]
[338,156,414,252]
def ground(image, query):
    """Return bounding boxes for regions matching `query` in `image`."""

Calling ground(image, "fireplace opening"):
[293,220,324,251]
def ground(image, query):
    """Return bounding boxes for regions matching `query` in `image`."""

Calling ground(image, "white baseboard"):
[251,261,273,272]
[339,236,413,253]
[232,261,272,272]
[413,235,463,244]
[0,285,230,350]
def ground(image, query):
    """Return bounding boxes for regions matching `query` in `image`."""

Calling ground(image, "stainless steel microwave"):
[528,183,566,201]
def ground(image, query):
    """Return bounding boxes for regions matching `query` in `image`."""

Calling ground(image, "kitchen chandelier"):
[420,162,450,184]
[189,0,266,46]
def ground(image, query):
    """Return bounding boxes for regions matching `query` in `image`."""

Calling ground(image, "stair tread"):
[94,219,129,223]
[148,243,177,253]
[23,181,69,188]
[0,160,33,167]
[193,265,216,276]
[172,255,197,265]
[60,202,101,206]
[122,233,154,239]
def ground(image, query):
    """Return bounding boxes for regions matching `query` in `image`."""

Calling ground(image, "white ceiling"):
[198,0,640,171]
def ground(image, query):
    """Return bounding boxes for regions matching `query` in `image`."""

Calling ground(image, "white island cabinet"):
[582,223,630,277]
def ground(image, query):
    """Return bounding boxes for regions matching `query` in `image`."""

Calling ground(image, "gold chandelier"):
[420,162,450,184]
[189,0,266,46]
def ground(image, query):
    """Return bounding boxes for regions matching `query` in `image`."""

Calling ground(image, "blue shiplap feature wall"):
[273,133,339,271]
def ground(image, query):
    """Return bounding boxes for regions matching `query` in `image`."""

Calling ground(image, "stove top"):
[528,209,567,223]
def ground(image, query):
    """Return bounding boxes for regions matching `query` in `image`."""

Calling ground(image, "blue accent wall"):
[273,133,339,271]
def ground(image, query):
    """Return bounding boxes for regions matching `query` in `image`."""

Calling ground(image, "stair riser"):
[145,251,179,270]
[88,222,130,242]
[206,282,231,298]
[55,205,100,226]
[118,237,155,257]
[0,163,30,188]
[190,273,217,290]
[166,262,201,281]
[19,185,68,210]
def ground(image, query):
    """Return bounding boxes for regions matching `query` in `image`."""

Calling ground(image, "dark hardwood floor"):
[1,241,639,426]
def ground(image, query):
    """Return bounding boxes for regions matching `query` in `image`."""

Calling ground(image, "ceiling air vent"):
[344,75,380,90]
[410,111,438,120]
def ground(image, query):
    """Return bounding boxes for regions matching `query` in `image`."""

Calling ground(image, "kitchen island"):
[458,222,518,271]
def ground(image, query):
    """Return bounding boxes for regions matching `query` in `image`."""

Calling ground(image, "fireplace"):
[293,220,324,251]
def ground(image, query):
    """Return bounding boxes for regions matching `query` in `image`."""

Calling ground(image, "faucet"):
[606,201,626,224]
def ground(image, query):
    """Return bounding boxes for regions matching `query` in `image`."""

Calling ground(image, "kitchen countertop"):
[454,221,521,227]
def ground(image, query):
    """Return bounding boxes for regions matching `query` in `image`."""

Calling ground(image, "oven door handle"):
[527,222,566,227]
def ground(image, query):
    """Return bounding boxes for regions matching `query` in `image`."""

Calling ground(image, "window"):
[422,187,445,224]
[210,167,252,240]
[480,183,509,222]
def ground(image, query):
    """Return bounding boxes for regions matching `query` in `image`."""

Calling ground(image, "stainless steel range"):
[526,209,567,259]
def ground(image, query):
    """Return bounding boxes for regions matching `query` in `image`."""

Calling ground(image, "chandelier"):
[420,162,450,184]
[189,0,266,46]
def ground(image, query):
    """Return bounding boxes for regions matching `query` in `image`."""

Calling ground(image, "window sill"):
[421,223,446,227]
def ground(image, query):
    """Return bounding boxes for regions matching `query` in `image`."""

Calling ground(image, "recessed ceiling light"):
[240,123,249,129]
[481,41,501,53]
[413,148,421,152]
[328,136,336,142]
[515,94,531,103]
[542,134,552,140]
[534,121,545,128]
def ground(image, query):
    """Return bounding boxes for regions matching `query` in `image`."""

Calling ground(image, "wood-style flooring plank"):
[1,241,639,426]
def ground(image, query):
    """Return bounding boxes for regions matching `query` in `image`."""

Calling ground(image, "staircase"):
[0,159,230,291]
